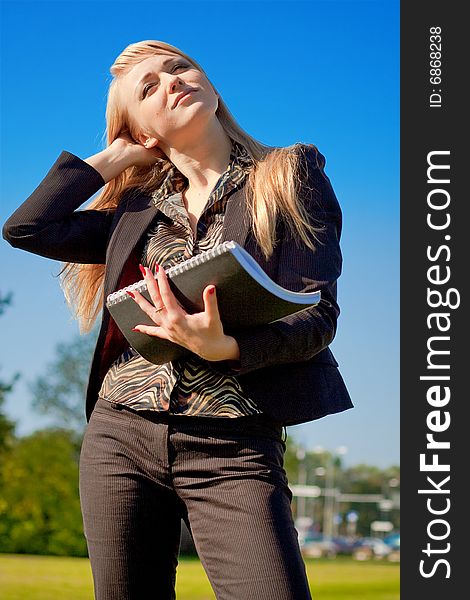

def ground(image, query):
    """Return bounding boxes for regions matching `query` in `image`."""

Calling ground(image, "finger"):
[139,264,164,311]
[127,289,164,324]
[155,263,182,313]
[131,324,169,338]
[203,285,219,321]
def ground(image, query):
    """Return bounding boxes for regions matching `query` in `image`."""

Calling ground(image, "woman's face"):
[120,53,219,151]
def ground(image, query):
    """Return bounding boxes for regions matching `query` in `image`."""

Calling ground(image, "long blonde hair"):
[59,40,324,334]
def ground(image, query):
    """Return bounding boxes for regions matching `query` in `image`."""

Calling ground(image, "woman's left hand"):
[127,264,240,363]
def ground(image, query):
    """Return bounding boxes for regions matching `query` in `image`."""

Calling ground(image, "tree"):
[284,441,400,536]
[341,464,400,535]
[0,292,19,454]
[0,428,87,556]
[28,327,99,435]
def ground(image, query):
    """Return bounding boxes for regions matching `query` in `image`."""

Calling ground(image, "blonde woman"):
[3,40,352,600]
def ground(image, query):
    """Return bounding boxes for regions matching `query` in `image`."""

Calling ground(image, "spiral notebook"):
[106,240,321,365]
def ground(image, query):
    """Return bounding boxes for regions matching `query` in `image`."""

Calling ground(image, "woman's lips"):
[175,91,194,107]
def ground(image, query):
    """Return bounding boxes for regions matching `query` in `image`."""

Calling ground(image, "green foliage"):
[0,291,14,316]
[0,375,18,455]
[28,329,99,434]
[342,464,401,534]
[0,292,19,455]
[0,322,400,556]
[284,439,400,536]
[0,429,87,556]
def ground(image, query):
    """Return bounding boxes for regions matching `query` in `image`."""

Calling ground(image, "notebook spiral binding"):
[106,240,237,307]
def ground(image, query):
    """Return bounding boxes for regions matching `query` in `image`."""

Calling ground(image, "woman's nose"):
[165,73,184,93]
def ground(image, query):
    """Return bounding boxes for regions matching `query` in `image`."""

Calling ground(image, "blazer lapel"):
[105,185,251,297]
[104,194,158,296]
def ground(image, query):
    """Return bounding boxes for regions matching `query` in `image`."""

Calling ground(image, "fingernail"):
[139,264,146,277]
[131,327,139,332]
[155,263,160,273]
[209,287,215,295]
[127,290,135,299]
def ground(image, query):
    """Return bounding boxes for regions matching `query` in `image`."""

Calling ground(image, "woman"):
[3,40,353,599]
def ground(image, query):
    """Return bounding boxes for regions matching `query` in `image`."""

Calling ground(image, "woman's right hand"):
[84,131,168,183]
[110,130,167,167]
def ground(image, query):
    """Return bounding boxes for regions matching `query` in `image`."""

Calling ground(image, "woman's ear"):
[142,136,159,149]
[134,129,159,148]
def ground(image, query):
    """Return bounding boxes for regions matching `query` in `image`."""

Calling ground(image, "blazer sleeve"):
[206,144,343,376]
[2,150,114,264]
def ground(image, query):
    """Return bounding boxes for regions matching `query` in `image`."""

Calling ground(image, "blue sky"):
[0,0,399,468]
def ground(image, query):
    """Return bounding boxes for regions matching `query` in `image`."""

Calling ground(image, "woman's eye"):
[142,83,154,98]
[142,63,188,98]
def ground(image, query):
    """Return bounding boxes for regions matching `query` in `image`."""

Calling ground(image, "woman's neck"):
[165,123,233,194]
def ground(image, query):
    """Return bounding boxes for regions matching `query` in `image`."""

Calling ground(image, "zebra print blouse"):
[98,139,266,418]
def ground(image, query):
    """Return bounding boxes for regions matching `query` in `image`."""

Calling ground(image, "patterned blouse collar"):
[151,138,253,208]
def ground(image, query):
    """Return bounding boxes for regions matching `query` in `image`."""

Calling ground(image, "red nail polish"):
[139,264,146,277]
[209,287,215,295]
[155,264,159,273]
[131,327,139,332]
[127,290,135,299]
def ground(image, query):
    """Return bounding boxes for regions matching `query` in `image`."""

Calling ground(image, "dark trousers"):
[79,397,312,600]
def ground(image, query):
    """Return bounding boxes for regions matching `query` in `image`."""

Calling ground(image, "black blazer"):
[2,144,353,426]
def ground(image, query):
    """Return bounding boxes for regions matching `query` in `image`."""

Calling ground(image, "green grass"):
[0,554,399,599]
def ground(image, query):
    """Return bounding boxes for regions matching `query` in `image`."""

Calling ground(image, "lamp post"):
[296,446,307,519]
[323,446,348,539]
[312,466,326,528]
[311,446,325,529]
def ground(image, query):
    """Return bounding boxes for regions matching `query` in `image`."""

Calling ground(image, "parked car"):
[300,534,338,559]
[384,532,400,550]
[331,536,356,555]
[352,537,391,560]
[383,533,400,562]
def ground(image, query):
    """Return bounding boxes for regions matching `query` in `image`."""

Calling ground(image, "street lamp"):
[310,447,325,527]
[296,447,307,519]
[323,446,348,540]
